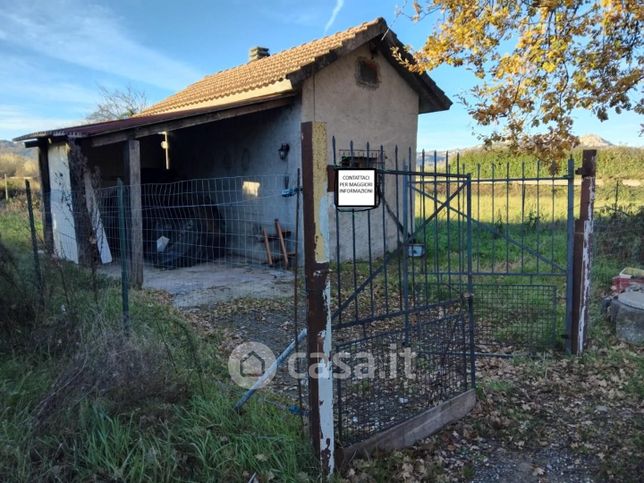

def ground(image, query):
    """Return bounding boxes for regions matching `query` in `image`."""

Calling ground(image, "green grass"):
[0,360,314,482]
[0,204,316,482]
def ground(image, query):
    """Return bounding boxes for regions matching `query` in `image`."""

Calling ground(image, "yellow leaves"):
[396,0,641,163]
[542,61,556,73]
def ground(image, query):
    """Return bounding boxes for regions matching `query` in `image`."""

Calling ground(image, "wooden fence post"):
[571,150,597,354]
[123,138,143,289]
[37,140,54,251]
[301,121,335,476]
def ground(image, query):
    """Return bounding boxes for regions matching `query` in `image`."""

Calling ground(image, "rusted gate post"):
[571,150,597,354]
[301,121,335,476]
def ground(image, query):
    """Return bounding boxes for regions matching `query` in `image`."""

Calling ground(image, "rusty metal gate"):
[330,141,476,448]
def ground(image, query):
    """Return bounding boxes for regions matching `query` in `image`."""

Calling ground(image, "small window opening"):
[356,58,380,88]
[339,150,382,169]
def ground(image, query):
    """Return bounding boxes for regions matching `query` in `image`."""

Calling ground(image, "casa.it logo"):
[227,342,276,389]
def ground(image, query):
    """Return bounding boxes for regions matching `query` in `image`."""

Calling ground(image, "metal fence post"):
[4,174,8,201]
[401,162,410,344]
[301,121,335,476]
[565,156,575,353]
[571,150,596,355]
[25,179,44,308]
[117,179,130,337]
[466,175,475,388]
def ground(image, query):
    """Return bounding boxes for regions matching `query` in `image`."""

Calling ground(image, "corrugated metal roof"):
[14,93,292,142]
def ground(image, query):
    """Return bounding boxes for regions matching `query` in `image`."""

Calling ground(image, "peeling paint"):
[572,151,596,355]
[302,121,335,476]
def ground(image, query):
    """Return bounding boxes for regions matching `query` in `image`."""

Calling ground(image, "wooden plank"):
[339,389,476,467]
[123,139,143,288]
[262,228,273,266]
[275,219,289,269]
[37,140,53,251]
[91,96,294,147]
[83,171,112,264]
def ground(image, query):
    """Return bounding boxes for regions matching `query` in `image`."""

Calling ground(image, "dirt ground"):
[101,262,294,307]
[341,344,643,482]
[182,294,642,483]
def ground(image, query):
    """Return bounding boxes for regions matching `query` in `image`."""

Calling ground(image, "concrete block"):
[611,291,644,346]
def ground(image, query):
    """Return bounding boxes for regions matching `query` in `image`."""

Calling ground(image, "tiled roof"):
[139,18,392,116]
[16,18,451,142]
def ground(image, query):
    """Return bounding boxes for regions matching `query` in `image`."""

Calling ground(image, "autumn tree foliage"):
[397,1,643,164]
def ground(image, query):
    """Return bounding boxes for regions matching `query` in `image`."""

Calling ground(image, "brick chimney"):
[249,46,270,62]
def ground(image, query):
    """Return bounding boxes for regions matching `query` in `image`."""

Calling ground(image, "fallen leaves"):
[341,334,643,482]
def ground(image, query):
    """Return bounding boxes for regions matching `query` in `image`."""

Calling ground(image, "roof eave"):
[378,29,452,114]
[283,17,451,114]
[14,93,296,146]
[285,18,389,88]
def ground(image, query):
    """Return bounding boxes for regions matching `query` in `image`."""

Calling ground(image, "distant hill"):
[0,140,37,161]
[0,140,38,177]
[578,134,613,148]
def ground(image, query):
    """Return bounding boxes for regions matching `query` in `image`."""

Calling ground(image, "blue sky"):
[0,0,641,149]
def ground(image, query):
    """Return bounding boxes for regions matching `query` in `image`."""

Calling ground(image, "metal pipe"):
[117,178,130,337]
[234,328,307,411]
[564,156,575,353]
[402,161,410,344]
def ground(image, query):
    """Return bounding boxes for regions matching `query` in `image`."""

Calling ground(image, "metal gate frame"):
[300,122,594,475]
[414,151,577,356]
[328,136,476,457]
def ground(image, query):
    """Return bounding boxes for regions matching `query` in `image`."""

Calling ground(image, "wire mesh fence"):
[414,152,574,355]
[592,180,643,266]
[335,308,471,445]
[45,174,299,272]
[8,175,309,416]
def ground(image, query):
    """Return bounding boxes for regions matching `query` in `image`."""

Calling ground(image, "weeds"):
[0,204,316,482]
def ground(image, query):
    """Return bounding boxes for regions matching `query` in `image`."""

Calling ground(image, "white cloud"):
[0,55,98,107]
[324,0,345,33]
[0,105,78,139]
[0,0,201,91]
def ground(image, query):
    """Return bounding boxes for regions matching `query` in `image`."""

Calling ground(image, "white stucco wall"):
[300,44,420,260]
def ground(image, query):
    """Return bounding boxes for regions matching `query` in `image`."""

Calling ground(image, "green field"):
[456,146,644,180]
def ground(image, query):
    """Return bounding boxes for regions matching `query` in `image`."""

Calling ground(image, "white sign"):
[336,169,377,208]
